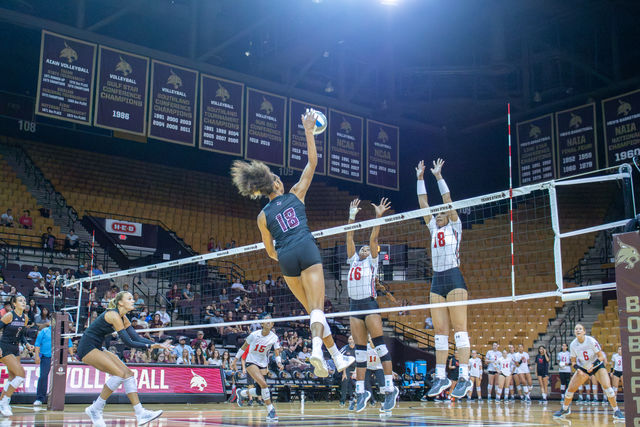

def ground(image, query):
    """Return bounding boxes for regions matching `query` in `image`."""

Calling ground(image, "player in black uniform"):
[80,291,171,427]
[0,295,33,416]
[231,109,355,378]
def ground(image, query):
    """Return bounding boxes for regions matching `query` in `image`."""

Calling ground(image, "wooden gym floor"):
[2,400,625,426]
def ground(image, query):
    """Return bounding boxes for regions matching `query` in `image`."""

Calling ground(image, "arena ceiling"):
[2,0,640,134]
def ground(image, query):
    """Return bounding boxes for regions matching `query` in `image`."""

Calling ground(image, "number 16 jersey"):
[245,330,280,368]
[347,254,378,300]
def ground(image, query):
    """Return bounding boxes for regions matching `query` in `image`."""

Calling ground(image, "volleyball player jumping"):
[345,198,399,414]
[231,109,354,378]
[416,158,473,399]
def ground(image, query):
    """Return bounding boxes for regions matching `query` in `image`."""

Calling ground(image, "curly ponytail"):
[230,160,275,199]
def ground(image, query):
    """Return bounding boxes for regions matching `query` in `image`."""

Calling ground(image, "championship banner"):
[516,114,555,185]
[555,103,597,178]
[602,89,640,166]
[0,364,224,395]
[94,46,149,136]
[366,119,399,190]
[245,88,286,167]
[328,109,363,183]
[288,99,326,174]
[199,74,244,156]
[105,218,142,237]
[148,60,198,146]
[35,30,96,124]
[613,231,640,426]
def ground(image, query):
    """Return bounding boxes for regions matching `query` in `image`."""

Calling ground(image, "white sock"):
[476,387,481,396]
[267,404,274,412]
[384,374,393,393]
[509,385,514,396]
[312,337,323,355]
[542,393,547,399]
[496,387,502,398]
[613,387,618,394]
[562,404,569,411]
[612,404,618,411]
[93,396,106,410]
[436,364,446,379]
[487,384,493,395]
[133,403,144,416]
[459,364,469,380]
[327,345,340,360]
[356,381,364,394]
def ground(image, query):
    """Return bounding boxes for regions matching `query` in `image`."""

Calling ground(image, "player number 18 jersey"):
[427,217,461,272]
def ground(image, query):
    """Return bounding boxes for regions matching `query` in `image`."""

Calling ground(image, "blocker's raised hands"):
[349,198,361,220]
[372,197,391,218]
[430,158,445,178]
[416,160,426,180]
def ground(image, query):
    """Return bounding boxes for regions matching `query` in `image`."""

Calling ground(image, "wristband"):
[417,180,427,196]
[349,207,359,221]
[437,178,450,195]
[276,355,282,364]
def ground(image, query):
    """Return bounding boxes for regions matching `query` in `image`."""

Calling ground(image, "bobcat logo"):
[167,69,183,90]
[59,41,78,63]
[615,238,639,270]
[190,370,207,391]
[377,128,389,143]
[260,96,273,115]
[215,82,230,102]
[569,113,582,129]
[340,117,352,133]
[617,99,632,116]
[529,124,542,139]
[115,56,132,76]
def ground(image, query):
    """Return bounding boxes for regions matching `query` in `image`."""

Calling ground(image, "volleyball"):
[313,110,327,135]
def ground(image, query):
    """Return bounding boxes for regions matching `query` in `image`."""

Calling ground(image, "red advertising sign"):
[1,364,224,395]
[105,219,142,236]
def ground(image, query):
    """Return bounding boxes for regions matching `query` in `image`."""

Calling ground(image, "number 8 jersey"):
[245,330,280,368]
[427,217,462,272]
[347,254,378,300]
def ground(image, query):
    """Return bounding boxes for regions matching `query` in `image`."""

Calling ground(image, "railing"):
[0,238,9,268]
[548,299,584,364]
[386,320,458,354]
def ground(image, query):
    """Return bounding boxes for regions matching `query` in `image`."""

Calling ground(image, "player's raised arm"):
[416,160,432,225]
[370,198,391,258]
[257,212,278,261]
[346,199,361,259]
[430,158,459,222]
[290,110,318,203]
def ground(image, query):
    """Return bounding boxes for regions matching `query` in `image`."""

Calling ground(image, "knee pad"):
[435,335,448,352]
[564,391,574,400]
[261,387,271,401]
[454,331,470,349]
[355,345,367,368]
[9,376,23,390]
[371,336,391,362]
[105,376,124,392]
[123,376,137,394]
[605,387,615,398]
[310,309,325,326]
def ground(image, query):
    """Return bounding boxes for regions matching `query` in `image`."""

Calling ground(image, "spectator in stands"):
[155,306,171,325]
[182,283,195,302]
[126,349,142,364]
[28,266,43,283]
[133,292,145,308]
[255,280,265,294]
[231,240,236,248]
[193,347,207,365]
[91,264,104,276]
[173,336,194,359]
[18,210,33,229]
[0,301,11,317]
[203,305,215,323]
[42,226,55,252]
[147,314,165,341]
[207,237,216,252]
[221,351,232,376]
[425,315,434,329]
[275,276,285,289]
[297,345,312,367]
[75,264,88,279]
[191,331,207,350]
[38,207,50,218]
[167,284,181,313]
[130,318,143,331]
[223,312,242,346]
[208,350,222,367]
[264,296,275,315]
[35,307,51,329]
[231,278,249,294]
[9,286,21,298]
[45,268,54,283]
[237,295,252,313]
[218,288,229,304]
[64,229,79,255]
[264,274,273,288]
[1,209,14,227]
[324,298,333,313]
[250,314,261,332]
[177,348,193,365]
[100,289,113,309]
[33,279,51,298]
[209,310,224,335]
[28,299,40,318]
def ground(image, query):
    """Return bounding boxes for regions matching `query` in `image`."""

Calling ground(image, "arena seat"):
[592,299,620,356]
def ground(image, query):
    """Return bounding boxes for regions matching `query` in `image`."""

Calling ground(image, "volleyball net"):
[61,166,634,345]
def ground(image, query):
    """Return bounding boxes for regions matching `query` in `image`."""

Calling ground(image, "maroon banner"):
[245,88,287,167]
[516,114,555,185]
[199,74,244,155]
[0,364,224,395]
[35,30,96,124]
[602,89,640,166]
[613,231,640,426]
[288,99,326,175]
[328,109,364,183]
[148,60,198,146]
[555,103,598,178]
[366,119,399,190]
[94,46,149,136]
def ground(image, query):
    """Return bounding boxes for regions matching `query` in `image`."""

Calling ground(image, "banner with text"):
[602,89,640,166]
[288,99,326,175]
[148,60,198,146]
[245,88,286,167]
[1,364,224,395]
[94,46,149,135]
[36,30,96,124]
[555,103,597,178]
[516,114,555,185]
[366,119,399,190]
[199,74,244,156]
[328,109,363,183]
[105,219,142,237]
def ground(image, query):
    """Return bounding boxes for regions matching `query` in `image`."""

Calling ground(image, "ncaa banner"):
[148,60,198,146]
[602,89,640,166]
[288,99,326,175]
[199,74,244,156]
[36,30,97,124]
[555,103,598,178]
[328,109,364,183]
[245,88,287,167]
[516,114,555,185]
[106,219,142,237]
[94,46,149,136]
[366,119,399,191]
